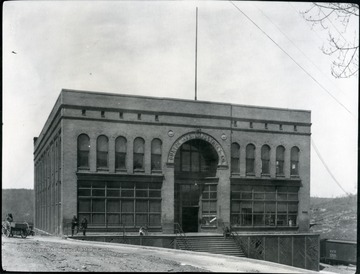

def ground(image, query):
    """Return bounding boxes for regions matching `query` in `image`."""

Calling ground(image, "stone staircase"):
[175,236,245,257]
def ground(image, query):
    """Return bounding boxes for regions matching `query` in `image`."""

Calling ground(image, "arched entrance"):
[173,139,219,232]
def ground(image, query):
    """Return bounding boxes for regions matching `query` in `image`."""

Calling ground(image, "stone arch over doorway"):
[167,131,228,168]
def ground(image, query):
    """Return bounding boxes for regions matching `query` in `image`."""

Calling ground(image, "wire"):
[229,1,354,118]
[254,2,348,96]
[311,138,350,196]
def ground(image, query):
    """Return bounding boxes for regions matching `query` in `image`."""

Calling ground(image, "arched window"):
[77,134,90,169]
[276,146,285,176]
[290,146,300,176]
[231,143,240,174]
[115,136,127,170]
[133,137,145,171]
[97,135,108,169]
[261,145,270,175]
[246,144,255,175]
[151,139,162,172]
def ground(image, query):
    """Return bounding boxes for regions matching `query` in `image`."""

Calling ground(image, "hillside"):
[310,194,357,241]
[2,188,34,223]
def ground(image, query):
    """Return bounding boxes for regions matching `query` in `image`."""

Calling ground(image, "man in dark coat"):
[80,217,88,236]
[71,215,78,236]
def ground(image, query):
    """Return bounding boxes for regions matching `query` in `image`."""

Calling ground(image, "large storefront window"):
[78,180,161,227]
[231,185,298,227]
[201,184,217,227]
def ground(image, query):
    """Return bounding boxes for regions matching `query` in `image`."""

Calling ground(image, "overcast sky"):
[3,1,358,197]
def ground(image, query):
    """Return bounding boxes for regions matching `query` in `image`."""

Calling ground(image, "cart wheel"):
[6,228,11,237]
[20,230,27,238]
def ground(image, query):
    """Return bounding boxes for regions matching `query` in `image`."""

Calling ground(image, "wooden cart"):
[2,221,29,238]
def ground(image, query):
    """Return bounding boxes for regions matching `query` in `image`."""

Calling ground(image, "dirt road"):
[2,234,321,272]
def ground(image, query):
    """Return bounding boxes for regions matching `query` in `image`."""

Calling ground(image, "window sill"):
[261,173,270,177]
[134,169,145,173]
[115,169,127,173]
[246,173,255,177]
[290,175,300,179]
[276,174,285,178]
[78,167,90,171]
[151,170,162,174]
[97,168,109,172]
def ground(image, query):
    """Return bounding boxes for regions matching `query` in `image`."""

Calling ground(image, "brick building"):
[33,89,311,235]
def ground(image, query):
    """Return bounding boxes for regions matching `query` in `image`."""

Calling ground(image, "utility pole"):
[195,7,198,101]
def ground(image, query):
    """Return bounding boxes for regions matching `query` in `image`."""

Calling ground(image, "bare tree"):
[301,3,359,78]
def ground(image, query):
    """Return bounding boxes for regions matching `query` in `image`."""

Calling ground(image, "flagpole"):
[195,7,198,101]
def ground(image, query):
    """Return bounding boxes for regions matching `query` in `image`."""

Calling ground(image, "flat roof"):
[61,88,312,113]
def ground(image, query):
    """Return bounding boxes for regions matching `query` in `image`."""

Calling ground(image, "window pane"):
[254,192,264,200]
[115,137,127,153]
[149,183,161,189]
[261,145,270,160]
[115,153,126,169]
[210,192,217,199]
[253,202,264,213]
[78,189,91,196]
[149,200,161,212]
[121,189,134,197]
[277,215,287,226]
[246,159,255,174]
[107,214,120,225]
[276,146,285,161]
[242,192,252,199]
[93,200,105,212]
[92,181,104,188]
[149,190,161,197]
[202,201,209,212]
[134,153,144,170]
[122,200,134,212]
[151,139,162,154]
[107,200,120,212]
[191,152,200,172]
[209,201,217,212]
[136,190,148,197]
[151,154,162,170]
[93,189,105,196]
[134,138,144,153]
[254,214,264,226]
[231,201,240,212]
[79,199,91,212]
[277,203,287,213]
[231,192,240,199]
[107,181,120,188]
[78,181,91,188]
[246,144,255,159]
[122,214,134,226]
[265,202,276,213]
[136,200,148,212]
[92,214,105,224]
[78,152,89,167]
[97,136,108,152]
[181,151,190,171]
[136,214,147,226]
[121,182,134,188]
[231,158,240,173]
[97,152,108,168]
[291,147,299,161]
[288,203,298,213]
[78,134,90,151]
[231,143,240,157]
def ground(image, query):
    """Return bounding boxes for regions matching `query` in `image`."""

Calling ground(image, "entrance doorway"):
[174,139,218,232]
[182,207,199,232]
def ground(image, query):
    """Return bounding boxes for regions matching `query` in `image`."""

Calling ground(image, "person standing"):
[71,215,78,236]
[80,217,88,236]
